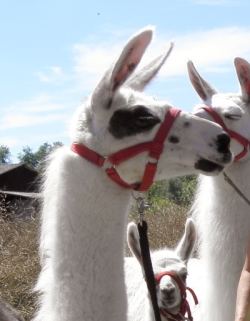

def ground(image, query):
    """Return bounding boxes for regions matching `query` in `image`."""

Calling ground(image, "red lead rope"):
[199,106,250,162]
[71,108,181,192]
[155,271,198,321]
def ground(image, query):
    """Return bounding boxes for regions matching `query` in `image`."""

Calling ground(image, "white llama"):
[186,58,250,321]
[33,26,232,321]
[125,218,197,321]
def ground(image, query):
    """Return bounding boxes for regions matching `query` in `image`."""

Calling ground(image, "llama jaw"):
[195,132,232,175]
[195,158,224,174]
[160,297,180,310]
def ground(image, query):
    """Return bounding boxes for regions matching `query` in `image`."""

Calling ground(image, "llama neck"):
[195,158,250,212]
[190,158,250,321]
[40,148,133,321]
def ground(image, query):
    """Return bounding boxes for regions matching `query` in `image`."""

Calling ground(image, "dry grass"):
[0,216,40,321]
[0,199,188,321]
[126,199,188,255]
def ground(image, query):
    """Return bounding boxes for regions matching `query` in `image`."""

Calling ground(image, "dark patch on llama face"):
[215,133,231,157]
[184,121,191,128]
[168,136,179,144]
[195,158,223,173]
[108,106,161,139]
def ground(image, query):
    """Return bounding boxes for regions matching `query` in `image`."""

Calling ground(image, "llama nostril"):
[216,133,231,153]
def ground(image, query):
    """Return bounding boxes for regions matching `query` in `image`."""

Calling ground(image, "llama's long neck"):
[190,159,250,321]
[37,147,133,321]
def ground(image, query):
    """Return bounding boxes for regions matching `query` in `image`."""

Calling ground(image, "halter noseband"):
[155,271,198,321]
[199,106,250,162]
[71,108,181,192]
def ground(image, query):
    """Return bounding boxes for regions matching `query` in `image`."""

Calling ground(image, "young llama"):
[187,58,250,321]
[33,26,232,321]
[125,218,197,321]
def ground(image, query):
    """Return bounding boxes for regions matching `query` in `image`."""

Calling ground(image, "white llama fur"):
[125,218,197,321]
[33,26,233,321]
[186,58,250,321]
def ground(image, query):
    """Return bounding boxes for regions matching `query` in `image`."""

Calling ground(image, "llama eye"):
[224,114,242,121]
[135,116,158,128]
[180,273,187,282]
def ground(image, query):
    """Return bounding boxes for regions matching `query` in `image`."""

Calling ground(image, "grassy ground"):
[0,199,188,321]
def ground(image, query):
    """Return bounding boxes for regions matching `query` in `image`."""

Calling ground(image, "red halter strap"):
[200,106,250,162]
[155,271,198,321]
[71,108,181,192]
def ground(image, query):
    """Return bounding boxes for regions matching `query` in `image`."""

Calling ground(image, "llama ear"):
[234,57,250,102]
[175,218,196,263]
[91,27,154,113]
[125,41,174,91]
[187,60,217,102]
[127,222,143,266]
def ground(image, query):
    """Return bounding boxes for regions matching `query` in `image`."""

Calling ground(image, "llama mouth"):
[195,158,224,173]
[161,299,177,308]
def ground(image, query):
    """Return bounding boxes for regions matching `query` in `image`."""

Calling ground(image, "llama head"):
[127,218,196,314]
[188,58,250,163]
[70,26,232,188]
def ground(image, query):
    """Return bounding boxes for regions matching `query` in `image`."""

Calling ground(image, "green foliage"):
[18,142,63,172]
[18,146,39,169]
[148,175,197,208]
[0,145,11,164]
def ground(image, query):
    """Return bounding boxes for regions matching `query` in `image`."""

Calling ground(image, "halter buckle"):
[147,155,158,164]
[102,157,116,170]
[132,191,149,226]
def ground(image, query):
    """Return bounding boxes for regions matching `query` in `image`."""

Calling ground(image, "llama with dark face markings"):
[33,26,232,321]
[125,219,197,321]
[186,58,250,321]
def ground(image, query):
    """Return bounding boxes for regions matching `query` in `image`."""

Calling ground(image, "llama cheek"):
[116,155,147,184]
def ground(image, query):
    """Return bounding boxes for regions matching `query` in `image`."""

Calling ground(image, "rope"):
[137,221,162,321]
[223,172,250,207]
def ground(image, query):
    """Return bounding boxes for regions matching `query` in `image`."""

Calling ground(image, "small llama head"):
[187,58,250,163]
[127,218,196,316]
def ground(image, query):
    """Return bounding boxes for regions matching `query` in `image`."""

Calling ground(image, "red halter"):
[155,271,198,321]
[200,106,250,162]
[71,108,181,192]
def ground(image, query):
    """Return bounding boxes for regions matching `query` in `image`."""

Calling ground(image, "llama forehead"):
[91,88,169,134]
[211,93,244,111]
[193,95,245,121]
[111,87,168,117]
[154,258,187,281]
[152,250,184,268]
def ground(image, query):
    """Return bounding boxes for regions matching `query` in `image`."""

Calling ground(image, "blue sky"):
[1,0,250,162]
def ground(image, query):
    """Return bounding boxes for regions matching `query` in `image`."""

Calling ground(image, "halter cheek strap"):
[71,108,181,192]
[200,106,250,162]
[155,271,198,321]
